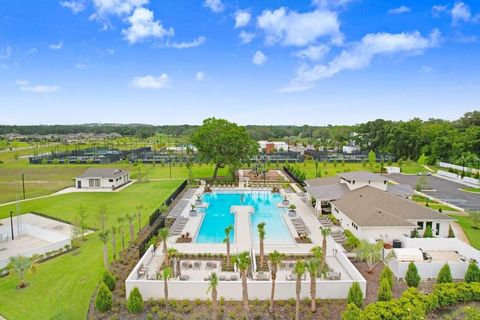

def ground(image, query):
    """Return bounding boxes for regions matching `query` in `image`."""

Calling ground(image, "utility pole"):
[10,211,14,240]
[21,172,26,200]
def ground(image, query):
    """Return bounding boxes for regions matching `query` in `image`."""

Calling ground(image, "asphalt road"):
[388,173,480,211]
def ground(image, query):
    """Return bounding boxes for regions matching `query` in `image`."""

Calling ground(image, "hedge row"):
[343,282,480,320]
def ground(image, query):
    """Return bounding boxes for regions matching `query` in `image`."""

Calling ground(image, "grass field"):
[461,187,480,193]
[0,180,181,320]
[411,195,459,212]
[449,214,480,249]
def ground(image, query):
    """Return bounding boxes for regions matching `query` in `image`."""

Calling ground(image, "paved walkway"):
[450,221,470,245]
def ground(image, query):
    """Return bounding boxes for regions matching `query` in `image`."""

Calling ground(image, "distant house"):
[75,168,130,190]
[330,186,453,242]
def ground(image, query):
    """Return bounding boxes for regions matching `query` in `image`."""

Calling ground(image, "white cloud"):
[234,10,251,28]
[25,48,38,55]
[49,42,63,50]
[203,0,224,13]
[16,80,29,86]
[312,0,352,9]
[60,1,86,14]
[452,2,471,24]
[239,31,255,44]
[296,44,330,60]
[122,7,174,44]
[252,50,267,65]
[388,6,411,14]
[0,46,12,59]
[164,36,206,49]
[257,7,342,46]
[432,4,448,17]
[196,72,206,81]
[16,80,59,93]
[131,74,171,89]
[281,29,441,92]
[91,0,148,19]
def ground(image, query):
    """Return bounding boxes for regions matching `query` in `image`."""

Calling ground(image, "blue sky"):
[0,0,479,125]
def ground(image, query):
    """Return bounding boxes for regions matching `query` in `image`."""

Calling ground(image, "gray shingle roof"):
[339,171,387,183]
[387,184,414,198]
[331,186,452,227]
[77,168,129,179]
[305,176,340,187]
[306,183,349,201]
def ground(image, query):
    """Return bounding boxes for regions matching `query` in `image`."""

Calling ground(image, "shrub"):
[465,260,480,283]
[380,265,394,289]
[342,303,361,320]
[423,225,433,238]
[405,262,421,288]
[378,277,392,301]
[344,230,360,252]
[448,225,455,238]
[95,283,113,313]
[102,271,116,291]
[347,282,363,308]
[127,287,144,313]
[437,264,453,284]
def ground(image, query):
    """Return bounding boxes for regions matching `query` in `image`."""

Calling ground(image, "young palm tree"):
[117,216,126,252]
[294,260,306,320]
[310,246,323,277]
[356,240,384,274]
[234,251,251,314]
[162,266,173,313]
[268,250,285,313]
[98,230,110,270]
[136,204,144,233]
[320,227,331,273]
[206,272,219,320]
[158,227,170,266]
[167,248,179,271]
[305,259,319,313]
[224,225,234,270]
[126,213,135,242]
[257,222,266,270]
[8,255,38,288]
[111,225,117,261]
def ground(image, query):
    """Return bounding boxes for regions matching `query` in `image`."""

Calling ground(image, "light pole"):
[21,172,26,200]
[10,211,14,240]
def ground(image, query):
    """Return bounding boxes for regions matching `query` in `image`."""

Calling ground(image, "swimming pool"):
[195,191,294,244]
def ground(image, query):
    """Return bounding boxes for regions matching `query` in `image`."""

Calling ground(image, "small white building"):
[75,168,130,190]
[258,141,289,152]
[330,186,453,243]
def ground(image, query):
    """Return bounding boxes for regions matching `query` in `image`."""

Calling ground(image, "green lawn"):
[0,180,181,320]
[461,187,480,193]
[0,163,225,204]
[449,214,480,250]
[411,195,459,212]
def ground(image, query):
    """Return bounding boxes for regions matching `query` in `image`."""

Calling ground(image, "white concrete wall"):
[408,220,450,238]
[388,259,467,280]
[386,167,401,174]
[437,170,479,186]
[341,180,387,191]
[126,245,367,301]
[75,173,130,189]
[401,237,480,261]
[438,162,478,174]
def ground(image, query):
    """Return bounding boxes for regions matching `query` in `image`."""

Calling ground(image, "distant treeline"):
[0,111,478,165]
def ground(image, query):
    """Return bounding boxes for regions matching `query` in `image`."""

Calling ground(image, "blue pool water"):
[195,191,294,244]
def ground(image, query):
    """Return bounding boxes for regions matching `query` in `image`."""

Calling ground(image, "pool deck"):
[231,205,254,252]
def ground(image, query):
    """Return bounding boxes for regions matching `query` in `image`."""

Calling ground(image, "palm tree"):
[162,267,172,313]
[167,248,179,271]
[257,222,266,270]
[310,246,323,277]
[224,225,233,270]
[320,227,331,273]
[305,259,319,313]
[111,225,117,261]
[117,216,126,252]
[268,250,285,313]
[294,260,306,320]
[98,230,110,270]
[158,227,170,266]
[8,255,38,288]
[207,272,219,320]
[234,251,251,314]
[126,213,135,242]
[356,240,384,274]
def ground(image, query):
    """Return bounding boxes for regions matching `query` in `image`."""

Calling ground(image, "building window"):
[89,179,94,187]
[95,179,100,187]
[436,223,440,236]
[417,221,424,230]
[109,179,113,182]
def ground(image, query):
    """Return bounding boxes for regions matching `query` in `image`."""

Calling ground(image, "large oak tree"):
[192,118,258,180]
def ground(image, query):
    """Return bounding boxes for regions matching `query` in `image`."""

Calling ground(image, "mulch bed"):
[351,260,434,304]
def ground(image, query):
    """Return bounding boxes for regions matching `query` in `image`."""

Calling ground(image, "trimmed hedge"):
[342,282,480,320]
[95,283,113,313]
[347,282,363,308]
[405,261,420,288]
[437,264,453,284]
[102,271,116,291]
[465,260,480,283]
[127,287,144,313]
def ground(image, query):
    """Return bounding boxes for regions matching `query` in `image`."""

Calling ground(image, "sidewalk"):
[450,221,470,245]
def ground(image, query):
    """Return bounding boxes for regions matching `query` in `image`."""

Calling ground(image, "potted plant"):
[289,204,296,212]
[189,204,197,217]
[195,194,202,206]
[283,195,290,206]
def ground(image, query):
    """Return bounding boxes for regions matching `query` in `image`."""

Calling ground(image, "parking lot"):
[388,173,480,211]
